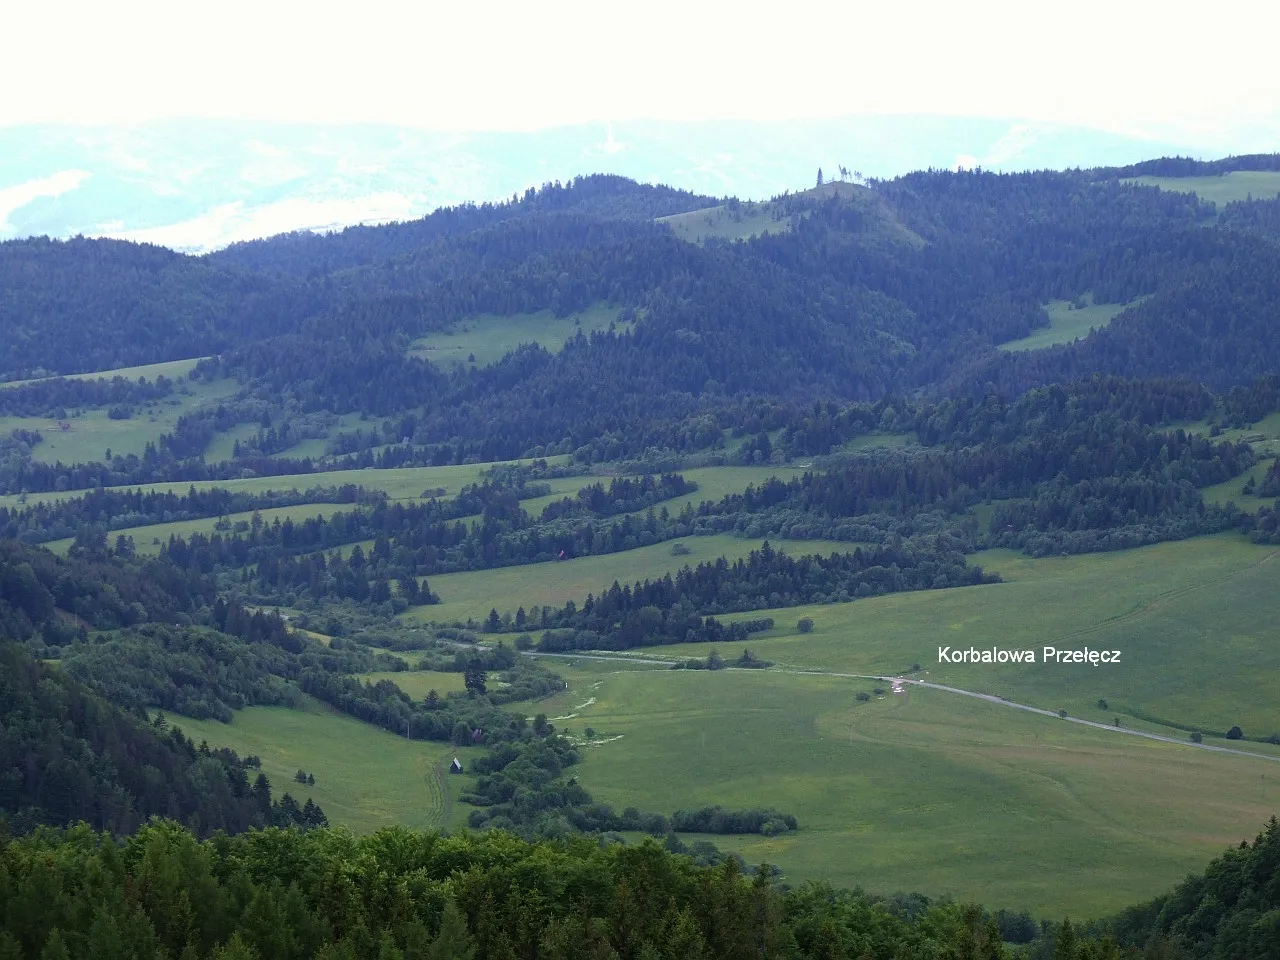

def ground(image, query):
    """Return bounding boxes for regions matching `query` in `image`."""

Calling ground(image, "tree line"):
[0,482,384,544]
[0,815,1145,960]
[516,541,994,650]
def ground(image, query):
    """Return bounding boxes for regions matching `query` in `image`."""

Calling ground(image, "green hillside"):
[0,375,238,463]
[0,356,207,389]
[172,695,474,834]
[654,534,1280,739]
[998,297,1139,351]
[1128,170,1280,206]
[659,180,924,246]
[409,302,628,369]
[405,535,852,625]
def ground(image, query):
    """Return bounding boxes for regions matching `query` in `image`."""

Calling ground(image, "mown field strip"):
[0,456,572,510]
[0,356,209,389]
[1125,171,1280,206]
[404,535,853,625]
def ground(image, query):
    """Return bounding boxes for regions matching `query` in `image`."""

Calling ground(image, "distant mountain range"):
[0,116,1202,252]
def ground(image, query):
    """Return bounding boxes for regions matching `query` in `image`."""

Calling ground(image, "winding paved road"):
[777,668,1280,764]
[517,649,1280,763]
[522,651,675,666]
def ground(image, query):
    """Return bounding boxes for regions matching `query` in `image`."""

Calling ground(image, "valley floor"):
[181,531,1280,917]
[532,659,1278,917]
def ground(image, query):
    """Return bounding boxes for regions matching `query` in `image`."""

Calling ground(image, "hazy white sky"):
[5,0,1278,146]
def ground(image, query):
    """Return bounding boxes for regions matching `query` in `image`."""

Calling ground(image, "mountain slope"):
[0,640,296,835]
[0,236,316,379]
[4,161,1280,463]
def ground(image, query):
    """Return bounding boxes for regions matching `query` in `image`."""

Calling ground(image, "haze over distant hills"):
[7,130,1280,952]
[0,115,1200,252]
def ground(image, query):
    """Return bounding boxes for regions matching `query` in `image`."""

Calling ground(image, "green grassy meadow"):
[202,422,262,463]
[642,533,1280,739]
[0,356,373,467]
[22,463,820,565]
[998,298,1135,352]
[172,695,480,834]
[532,663,1278,916]
[1219,410,1280,457]
[518,465,817,522]
[34,462,807,553]
[1127,171,1280,206]
[839,433,914,453]
[0,457,570,511]
[659,202,795,243]
[356,670,469,698]
[0,452,796,528]
[1164,412,1280,515]
[43,501,369,556]
[48,514,463,559]
[1201,456,1278,511]
[173,530,1280,916]
[265,412,374,461]
[0,377,239,464]
[627,465,816,515]
[510,464,809,522]
[409,303,625,369]
[1174,412,1280,508]
[0,356,207,389]
[405,535,852,625]
[270,437,333,460]
[513,475,619,519]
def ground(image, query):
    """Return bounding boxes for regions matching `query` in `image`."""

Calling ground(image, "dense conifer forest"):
[6,163,1280,459]
[3,813,1279,958]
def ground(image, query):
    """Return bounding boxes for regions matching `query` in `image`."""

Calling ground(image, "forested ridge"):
[207,174,719,276]
[5,159,1280,444]
[1105,154,1280,177]
[2,813,1278,959]
[6,160,1280,504]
